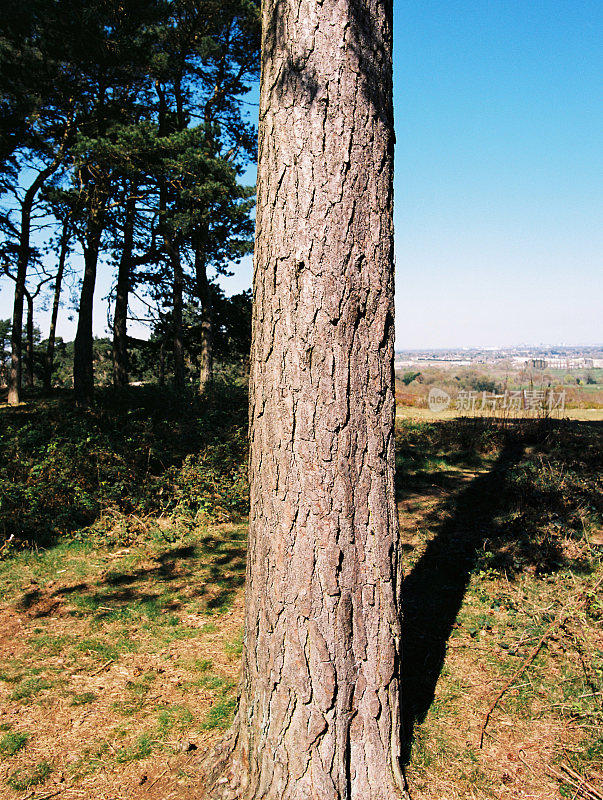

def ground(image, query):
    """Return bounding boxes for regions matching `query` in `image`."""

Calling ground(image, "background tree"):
[1,0,259,404]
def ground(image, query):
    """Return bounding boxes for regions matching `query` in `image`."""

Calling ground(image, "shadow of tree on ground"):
[399,438,523,760]
[398,419,602,762]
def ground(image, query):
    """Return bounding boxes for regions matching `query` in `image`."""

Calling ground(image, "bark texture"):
[44,221,70,391]
[211,0,404,797]
[171,243,185,391]
[25,291,34,388]
[113,196,135,388]
[74,221,102,406]
[195,249,213,394]
[7,181,42,404]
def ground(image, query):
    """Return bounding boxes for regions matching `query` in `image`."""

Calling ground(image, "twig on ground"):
[90,658,114,675]
[20,789,63,800]
[478,575,603,748]
[145,759,171,790]
[478,609,568,747]
[546,764,603,800]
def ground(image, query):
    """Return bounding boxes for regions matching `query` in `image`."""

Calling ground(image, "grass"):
[0,731,29,756]
[10,676,52,701]
[115,733,153,763]
[201,695,238,731]
[6,760,51,791]
[0,388,601,798]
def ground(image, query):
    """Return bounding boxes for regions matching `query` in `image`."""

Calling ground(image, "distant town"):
[395,345,603,371]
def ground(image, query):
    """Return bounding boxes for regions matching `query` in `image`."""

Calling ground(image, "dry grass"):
[398,481,602,799]
[0,522,247,799]
[0,416,600,799]
[396,405,603,422]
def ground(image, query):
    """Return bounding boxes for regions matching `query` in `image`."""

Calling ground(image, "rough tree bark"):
[170,243,185,391]
[7,119,71,405]
[74,217,103,406]
[44,220,70,391]
[206,0,404,797]
[7,168,55,404]
[113,194,136,388]
[158,340,166,387]
[24,290,34,389]
[195,247,213,394]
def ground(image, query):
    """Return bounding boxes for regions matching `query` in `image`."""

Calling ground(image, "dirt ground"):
[0,468,601,799]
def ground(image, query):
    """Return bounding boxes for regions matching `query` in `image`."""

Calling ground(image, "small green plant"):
[29,633,71,655]
[156,706,194,738]
[224,630,244,656]
[112,673,155,714]
[70,691,97,706]
[115,734,153,763]
[10,676,51,701]
[0,731,29,756]
[201,696,238,731]
[6,760,51,791]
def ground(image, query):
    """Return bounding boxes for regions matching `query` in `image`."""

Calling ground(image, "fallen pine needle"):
[546,764,603,800]
[478,575,603,748]
[90,658,114,675]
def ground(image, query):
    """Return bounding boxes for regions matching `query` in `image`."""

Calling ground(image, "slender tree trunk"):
[158,341,166,387]
[74,222,102,406]
[170,244,185,391]
[25,291,34,389]
[44,221,70,391]
[208,0,404,798]
[195,249,213,394]
[113,194,136,388]
[8,189,38,404]
[7,149,68,404]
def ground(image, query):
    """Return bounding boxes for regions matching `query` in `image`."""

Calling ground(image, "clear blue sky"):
[1,0,601,348]
[391,0,602,347]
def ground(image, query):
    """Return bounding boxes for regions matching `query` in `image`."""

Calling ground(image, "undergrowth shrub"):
[0,383,249,547]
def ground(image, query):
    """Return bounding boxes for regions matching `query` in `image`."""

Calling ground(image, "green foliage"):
[466,376,500,393]
[115,734,153,763]
[0,382,249,546]
[201,695,238,730]
[70,692,96,706]
[10,676,51,701]
[0,731,28,757]
[401,370,422,385]
[6,760,51,791]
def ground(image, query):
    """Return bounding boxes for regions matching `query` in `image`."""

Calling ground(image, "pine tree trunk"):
[195,250,213,394]
[208,0,404,797]
[158,341,166,387]
[74,223,102,406]
[113,195,135,388]
[171,244,185,391]
[8,164,60,405]
[8,193,36,404]
[25,291,34,389]
[44,221,70,391]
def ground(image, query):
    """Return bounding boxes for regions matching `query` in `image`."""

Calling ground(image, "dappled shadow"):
[44,530,247,618]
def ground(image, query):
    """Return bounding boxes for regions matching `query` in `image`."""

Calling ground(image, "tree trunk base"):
[198,725,412,800]
[199,729,242,800]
